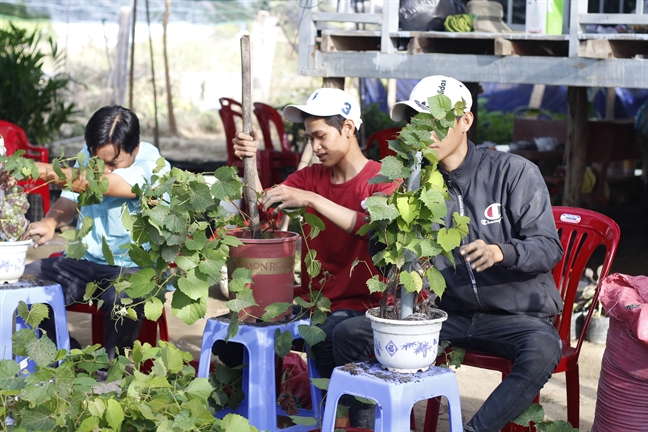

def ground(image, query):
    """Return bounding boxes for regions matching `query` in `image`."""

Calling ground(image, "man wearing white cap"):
[341,75,564,431]
[217,87,398,427]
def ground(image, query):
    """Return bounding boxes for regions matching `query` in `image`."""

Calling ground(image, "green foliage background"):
[0,23,77,145]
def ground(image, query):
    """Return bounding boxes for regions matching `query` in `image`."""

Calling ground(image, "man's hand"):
[459,239,503,272]
[22,218,58,248]
[233,130,260,160]
[261,184,313,212]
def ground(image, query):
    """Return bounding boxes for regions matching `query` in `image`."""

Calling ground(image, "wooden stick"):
[241,35,260,239]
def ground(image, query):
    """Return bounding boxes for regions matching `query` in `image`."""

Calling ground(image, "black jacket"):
[435,142,564,318]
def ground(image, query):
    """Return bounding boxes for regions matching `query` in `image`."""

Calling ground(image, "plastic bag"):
[399,0,467,31]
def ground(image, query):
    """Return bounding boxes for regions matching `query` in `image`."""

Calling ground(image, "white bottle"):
[526,0,547,34]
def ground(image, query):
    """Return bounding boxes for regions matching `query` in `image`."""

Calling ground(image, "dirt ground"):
[27,138,648,432]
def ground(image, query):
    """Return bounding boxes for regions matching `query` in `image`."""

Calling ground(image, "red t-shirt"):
[283,160,396,312]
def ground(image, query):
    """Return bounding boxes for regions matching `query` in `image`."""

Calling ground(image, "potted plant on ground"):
[358,93,471,373]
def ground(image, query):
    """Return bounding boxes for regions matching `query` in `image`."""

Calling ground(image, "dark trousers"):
[23,256,144,359]
[335,311,562,432]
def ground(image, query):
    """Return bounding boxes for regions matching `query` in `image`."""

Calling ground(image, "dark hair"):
[301,113,359,140]
[84,105,140,156]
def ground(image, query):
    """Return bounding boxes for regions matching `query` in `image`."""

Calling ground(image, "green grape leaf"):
[144,296,164,321]
[427,93,453,119]
[310,377,330,390]
[106,399,125,431]
[298,324,326,347]
[262,302,292,322]
[304,249,321,279]
[426,266,446,299]
[288,416,318,426]
[101,236,115,266]
[438,228,462,252]
[303,213,325,239]
[365,196,399,222]
[400,270,423,294]
[378,155,408,181]
[366,275,387,294]
[512,403,545,427]
[274,328,293,358]
[170,290,208,325]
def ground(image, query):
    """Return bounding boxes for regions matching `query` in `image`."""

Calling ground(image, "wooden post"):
[563,87,588,207]
[163,0,178,136]
[111,7,131,106]
[241,35,260,239]
[128,0,137,110]
[322,77,345,89]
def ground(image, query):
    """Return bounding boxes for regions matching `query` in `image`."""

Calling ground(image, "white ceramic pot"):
[366,306,448,373]
[0,240,33,284]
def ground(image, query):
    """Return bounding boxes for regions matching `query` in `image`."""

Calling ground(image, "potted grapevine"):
[0,137,40,283]
[358,93,470,372]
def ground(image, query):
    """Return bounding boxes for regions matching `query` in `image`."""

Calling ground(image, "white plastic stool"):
[0,280,70,369]
[198,316,322,432]
[321,360,463,432]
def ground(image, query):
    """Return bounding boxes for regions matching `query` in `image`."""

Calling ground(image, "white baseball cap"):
[390,75,473,122]
[283,88,363,130]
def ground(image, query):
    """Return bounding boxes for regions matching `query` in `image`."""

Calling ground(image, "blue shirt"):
[60,142,170,267]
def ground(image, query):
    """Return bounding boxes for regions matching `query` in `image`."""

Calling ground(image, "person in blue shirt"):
[23,105,170,358]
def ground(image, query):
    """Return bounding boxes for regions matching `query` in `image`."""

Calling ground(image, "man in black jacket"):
[338,75,564,432]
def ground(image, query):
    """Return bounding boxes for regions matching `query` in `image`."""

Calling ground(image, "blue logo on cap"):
[341,102,351,116]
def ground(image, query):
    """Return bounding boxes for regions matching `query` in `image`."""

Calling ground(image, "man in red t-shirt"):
[215,88,395,427]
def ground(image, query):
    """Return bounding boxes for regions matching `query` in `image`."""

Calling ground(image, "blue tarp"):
[361,78,648,119]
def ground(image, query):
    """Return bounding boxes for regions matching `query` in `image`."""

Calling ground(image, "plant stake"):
[400,151,422,319]
[240,34,260,238]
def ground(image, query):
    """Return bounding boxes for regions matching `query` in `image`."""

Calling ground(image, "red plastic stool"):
[65,302,169,347]
[48,252,170,350]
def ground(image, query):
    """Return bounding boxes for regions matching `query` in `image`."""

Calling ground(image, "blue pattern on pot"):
[374,339,382,356]
[0,240,33,284]
[401,339,437,358]
[385,340,399,357]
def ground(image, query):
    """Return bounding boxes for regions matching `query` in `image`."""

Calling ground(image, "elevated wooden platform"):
[298,1,648,88]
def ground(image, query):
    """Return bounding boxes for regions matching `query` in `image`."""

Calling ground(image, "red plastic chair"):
[218,98,274,188]
[0,120,50,215]
[253,102,301,186]
[424,206,621,432]
[253,102,292,153]
[360,127,401,160]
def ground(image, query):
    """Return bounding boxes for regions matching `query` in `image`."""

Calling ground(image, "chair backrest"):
[218,98,243,166]
[551,206,621,349]
[253,102,291,152]
[0,120,48,162]
[362,127,401,160]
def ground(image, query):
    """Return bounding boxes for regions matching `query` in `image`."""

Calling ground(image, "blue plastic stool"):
[0,280,70,370]
[198,316,322,432]
[321,360,463,432]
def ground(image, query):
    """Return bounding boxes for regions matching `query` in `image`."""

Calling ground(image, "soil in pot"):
[227,230,299,322]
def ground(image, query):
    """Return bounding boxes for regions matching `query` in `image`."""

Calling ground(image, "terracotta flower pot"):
[227,230,299,322]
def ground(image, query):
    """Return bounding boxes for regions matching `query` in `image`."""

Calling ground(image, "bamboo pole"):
[241,35,260,239]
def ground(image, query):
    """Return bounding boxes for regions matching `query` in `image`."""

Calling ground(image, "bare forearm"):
[35,162,136,198]
[307,194,358,234]
[45,197,78,228]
